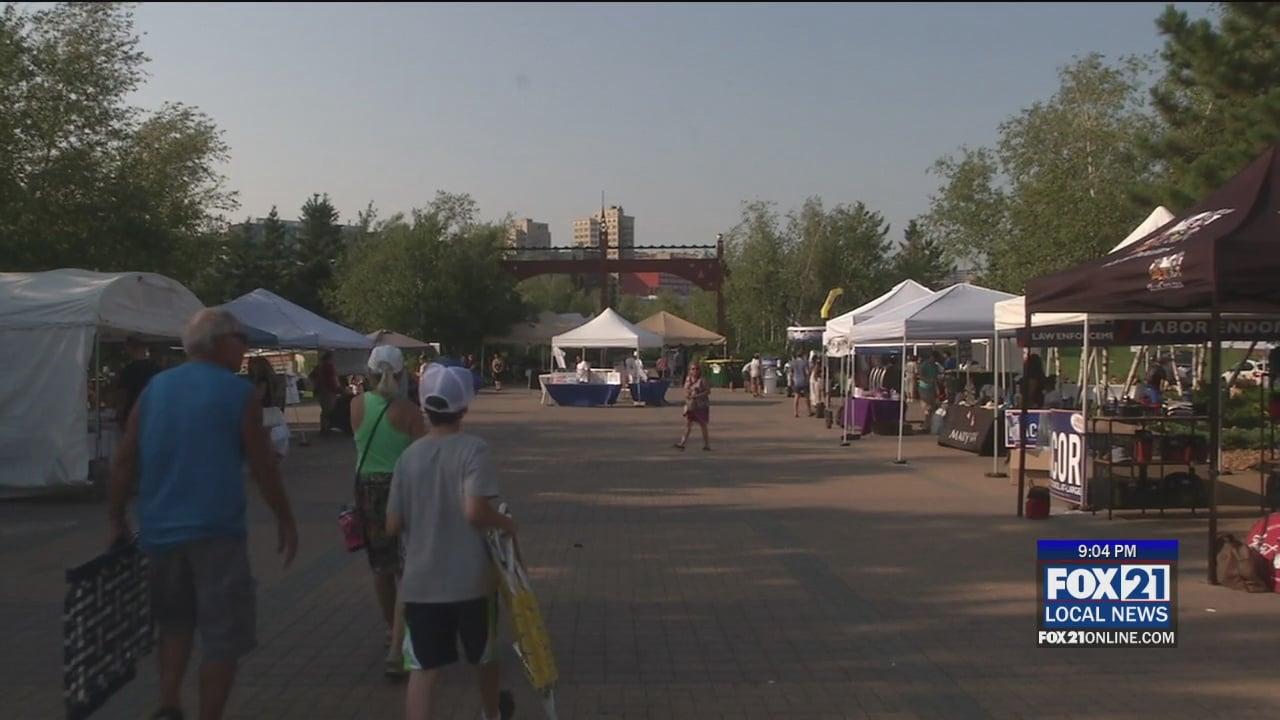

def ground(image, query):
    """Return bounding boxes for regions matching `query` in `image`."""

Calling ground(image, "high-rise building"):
[506,218,552,249]
[572,205,635,259]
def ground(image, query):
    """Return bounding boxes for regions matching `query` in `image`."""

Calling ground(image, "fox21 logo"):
[1045,565,1171,602]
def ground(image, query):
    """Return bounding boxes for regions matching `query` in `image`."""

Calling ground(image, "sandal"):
[384,656,407,679]
[673,443,686,450]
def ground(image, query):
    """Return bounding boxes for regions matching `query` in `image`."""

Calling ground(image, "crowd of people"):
[99,315,833,720]
[105,308,518,720]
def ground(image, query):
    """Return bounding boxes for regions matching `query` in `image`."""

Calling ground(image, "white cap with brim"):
[368,344,405,374]
[420,364,475,413]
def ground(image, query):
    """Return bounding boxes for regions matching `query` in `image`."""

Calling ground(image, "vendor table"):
[543,383,622,407]
[841,396,901,435]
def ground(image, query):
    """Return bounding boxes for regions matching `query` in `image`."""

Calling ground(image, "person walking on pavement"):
[107,308,299,720]
[387,364,516,720]
[351,344,425,678]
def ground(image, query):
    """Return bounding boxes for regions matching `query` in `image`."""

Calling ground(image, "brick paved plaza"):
[4,387,1280,719]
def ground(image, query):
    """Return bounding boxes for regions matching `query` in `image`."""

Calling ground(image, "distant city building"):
[507,218,552,249]
[573,205,635,259]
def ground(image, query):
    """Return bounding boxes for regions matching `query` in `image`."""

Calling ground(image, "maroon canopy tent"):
[1026,143,1280,315]
[1021,143,1280,585]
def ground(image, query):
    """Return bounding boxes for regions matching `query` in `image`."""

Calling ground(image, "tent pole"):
[1016,306,1030,517]
[1208,303,1223,585]
[894,337,907,465]
[94,333,103,477]
[987,330,1006,478]
[1081,319,1092,510]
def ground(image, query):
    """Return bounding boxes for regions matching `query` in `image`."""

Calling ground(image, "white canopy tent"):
[222,288,373,375]
[0,269,205,494]
[845,283,1018,464]
[850,283,1018,345]
[223,289,372,350]
[993,207,1176,333]
[551,307,664,352]
[823,280,935,355]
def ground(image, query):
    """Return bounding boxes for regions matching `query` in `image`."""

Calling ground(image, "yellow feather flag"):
[819,288,845,319]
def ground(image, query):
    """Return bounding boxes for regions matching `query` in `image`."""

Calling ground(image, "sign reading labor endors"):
[1049,412,1086,505]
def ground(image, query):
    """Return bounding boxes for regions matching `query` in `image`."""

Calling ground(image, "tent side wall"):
[0,326,95,493]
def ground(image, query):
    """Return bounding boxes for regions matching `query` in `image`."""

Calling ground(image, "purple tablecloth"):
[842,396,902,435]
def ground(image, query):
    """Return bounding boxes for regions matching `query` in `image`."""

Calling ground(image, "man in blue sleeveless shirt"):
[108,308,299,720]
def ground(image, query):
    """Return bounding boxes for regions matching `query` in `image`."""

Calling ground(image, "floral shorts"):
[355,473,402,576]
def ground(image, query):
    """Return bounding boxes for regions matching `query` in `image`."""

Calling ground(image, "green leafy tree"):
[922,54,1155,292]
[920,146,1009,277]
[1137,2,1280,209]
[518,275,595,317]
[891,218,955,289]
[0,2,234,279]
[290,193,344,313]
[330,194,526,352]
[782,197,896,324]
[722,200,788,353]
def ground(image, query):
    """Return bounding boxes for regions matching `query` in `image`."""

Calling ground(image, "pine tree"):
[1138,2,1280,208]
[892,218,955,289]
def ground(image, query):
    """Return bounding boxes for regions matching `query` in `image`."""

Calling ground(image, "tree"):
[781,196,896,325]
[922,54,1155,293]
[290,193,344,314]
[994,54,1156,290]
[891,218,954,288]
[722,200,788,353]
[1138,2,1280,209]
[329,194,526,352]
[0,2,234,280]
[919,147,1009,279]
[518,275,595,317]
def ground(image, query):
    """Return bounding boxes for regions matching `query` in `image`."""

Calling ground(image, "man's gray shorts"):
[147,535,257,662]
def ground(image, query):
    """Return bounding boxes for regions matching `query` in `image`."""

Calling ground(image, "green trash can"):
[704,358,738,388]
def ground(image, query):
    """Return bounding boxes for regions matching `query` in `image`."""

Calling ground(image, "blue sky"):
[125,1,1214,247]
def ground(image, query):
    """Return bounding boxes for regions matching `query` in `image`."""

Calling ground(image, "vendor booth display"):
[823,279,935,356]
[544,309,666,407]
[222,288,373,352]
[846,283,1018,463]
[636,311,725,347]
[1020,142,1280,583]
[0,269,206,495]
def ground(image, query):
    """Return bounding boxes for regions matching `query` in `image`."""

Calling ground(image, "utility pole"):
[598,191,609,312]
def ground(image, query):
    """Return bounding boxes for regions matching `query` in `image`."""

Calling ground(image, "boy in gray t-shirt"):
[387,364,517,720]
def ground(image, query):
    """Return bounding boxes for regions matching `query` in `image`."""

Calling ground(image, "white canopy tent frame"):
[0,269,206,495]
[846,283,1019,464]
[546,308,664,405]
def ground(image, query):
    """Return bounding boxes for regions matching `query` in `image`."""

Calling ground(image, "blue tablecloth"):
[545,383,622,407]
[629,381,670,406]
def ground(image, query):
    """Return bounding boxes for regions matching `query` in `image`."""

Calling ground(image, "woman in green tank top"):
[351,345,425,678]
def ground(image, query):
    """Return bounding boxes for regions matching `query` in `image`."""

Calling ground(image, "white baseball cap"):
[367,344,404,374]
[420,364,475,413]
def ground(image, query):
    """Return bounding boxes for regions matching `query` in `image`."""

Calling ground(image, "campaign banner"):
[1048,412,1086,505]
[1004,409,1052,449]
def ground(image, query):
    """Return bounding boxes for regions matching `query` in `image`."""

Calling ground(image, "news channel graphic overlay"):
[1037,540,1178,648]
